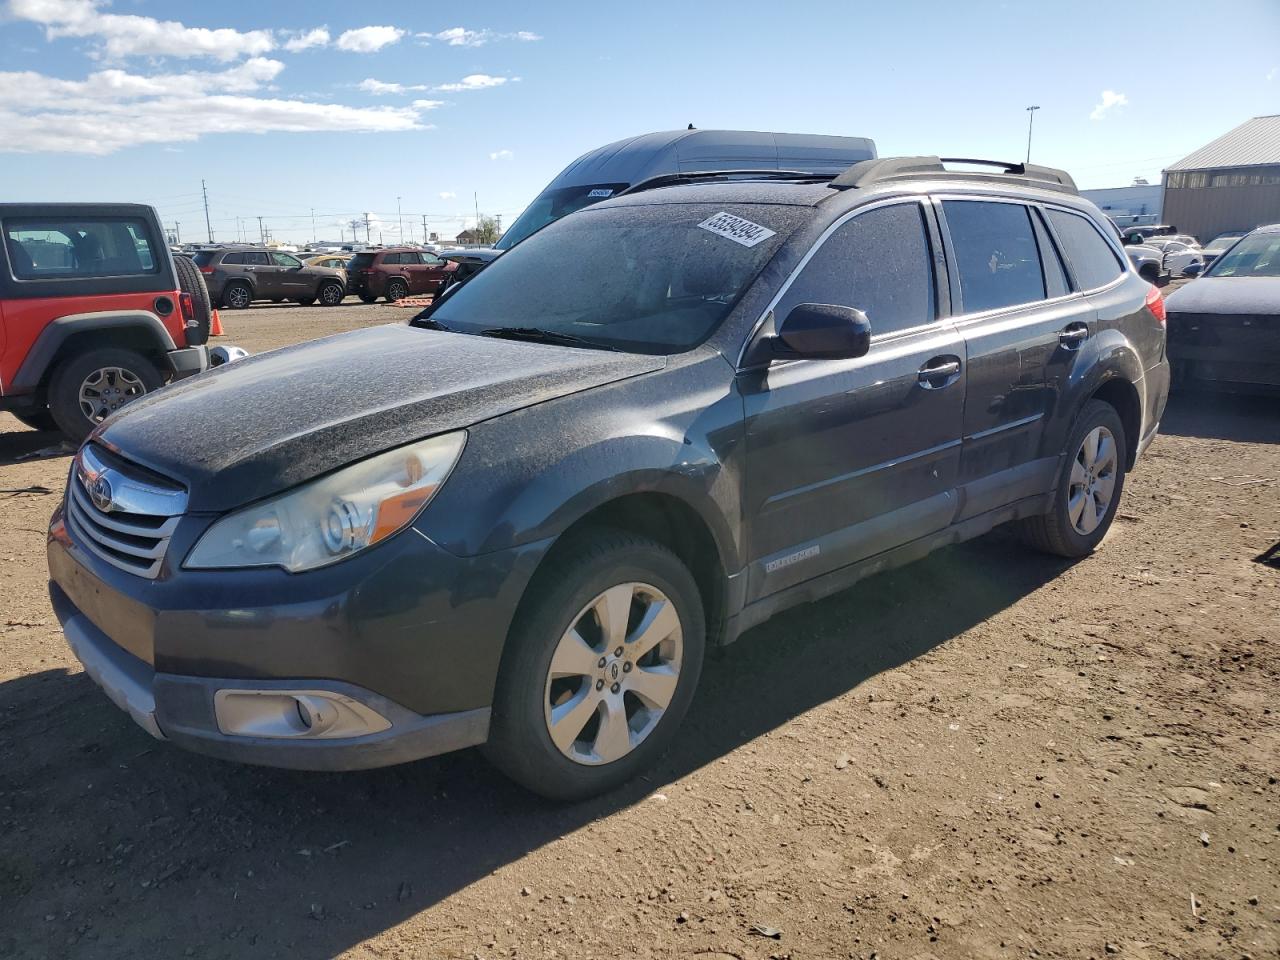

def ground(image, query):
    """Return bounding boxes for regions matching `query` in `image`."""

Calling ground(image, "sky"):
[1,0,1278,245]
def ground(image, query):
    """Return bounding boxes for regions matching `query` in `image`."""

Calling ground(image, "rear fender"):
[1040,328,1145,468]
[12,311,177,392]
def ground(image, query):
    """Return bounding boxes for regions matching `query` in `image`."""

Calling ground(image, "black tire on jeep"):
[13,409,58,432]
[48,348,165,443]
[223,281,252,310]
[483,528,705,800]
[172,254,212,346]
[318,280,345,306]
[385,278,408,303]
[358,293,378,304]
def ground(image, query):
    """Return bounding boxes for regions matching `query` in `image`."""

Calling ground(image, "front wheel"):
[484,530,705,800]
[1018,399,1127,557]
[318,281,345,306]
[47,348,164,443]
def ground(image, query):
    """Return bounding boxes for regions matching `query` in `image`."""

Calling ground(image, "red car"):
[1,203,225,441]
[346,247,457,303]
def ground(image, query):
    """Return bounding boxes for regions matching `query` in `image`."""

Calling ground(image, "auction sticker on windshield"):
[697,211,776,248]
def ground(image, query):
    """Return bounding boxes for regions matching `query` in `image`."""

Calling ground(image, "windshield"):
[1205,232,1244,250]
[495,183,630,250]
[1204,233,1280,277]
[428,202,802,355]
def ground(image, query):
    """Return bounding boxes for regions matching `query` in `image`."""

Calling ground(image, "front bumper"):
[47,503,548,770]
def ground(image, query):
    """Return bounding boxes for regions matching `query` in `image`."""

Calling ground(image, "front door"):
[270,252,307,295]
[741,199,966,602]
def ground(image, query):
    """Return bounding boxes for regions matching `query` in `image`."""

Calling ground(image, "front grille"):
[65,445,187,579]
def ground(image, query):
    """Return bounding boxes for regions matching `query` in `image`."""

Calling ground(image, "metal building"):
[1163,114,1280,243]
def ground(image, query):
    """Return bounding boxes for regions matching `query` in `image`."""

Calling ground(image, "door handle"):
[917,358,961,388]
[1059,324,1089,348]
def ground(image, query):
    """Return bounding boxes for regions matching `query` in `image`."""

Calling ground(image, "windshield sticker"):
[587,188,615,198]
[697,211,776,248]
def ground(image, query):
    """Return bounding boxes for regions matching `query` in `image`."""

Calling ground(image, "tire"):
[172,255,212,346]
[1018,399,1128,558]
[358,293,377,305]
[1138,264,1160,285]
[48,348,164,443]
[318,280,345,306]
[483,529,706,800]
[385,278,408,303]
[295,296,316,306]
[13,409,57,432]
[222,282,252,310]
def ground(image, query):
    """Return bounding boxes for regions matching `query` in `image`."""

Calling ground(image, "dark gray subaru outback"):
[48,157,1170,799]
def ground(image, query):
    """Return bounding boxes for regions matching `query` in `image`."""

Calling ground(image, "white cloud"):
[335,25,404,53]
[435,73,511,92]
[283,27,329,52]
[358,78,427,94]
[489,149,513,161]
[9,0,276,61]
[0,64,434,155]
[411,99,444,110]
[439,191,456,200]
[1090,90,1129,121]
[1268,66,1278,82]
[416,26,541,47]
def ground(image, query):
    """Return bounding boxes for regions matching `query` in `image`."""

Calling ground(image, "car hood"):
[96,324,665,512]
[1164,276,1280,315]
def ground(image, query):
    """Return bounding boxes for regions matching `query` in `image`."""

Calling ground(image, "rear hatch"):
[347,252,376,290]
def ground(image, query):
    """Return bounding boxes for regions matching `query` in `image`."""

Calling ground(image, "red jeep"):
[1,203,225,442]
[346,247,457,303]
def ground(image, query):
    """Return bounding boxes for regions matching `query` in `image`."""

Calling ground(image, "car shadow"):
[0,533,1071,958]
[1161,390,1280,445]
[0,422,73,467]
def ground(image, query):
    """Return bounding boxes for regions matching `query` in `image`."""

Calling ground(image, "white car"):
[1142,237,1205,278]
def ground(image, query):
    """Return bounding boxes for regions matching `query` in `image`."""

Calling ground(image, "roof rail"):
[830,156,1078,194]
[618,169,835,196]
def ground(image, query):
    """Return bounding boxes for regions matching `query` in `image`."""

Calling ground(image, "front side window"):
[272,253,302,268]
[4,217,160,280]
[1205,232,1280,278]
[942,200,1045,313]
[428,202,802,355]
[1046,209,1125,290]
[774,202,936,337]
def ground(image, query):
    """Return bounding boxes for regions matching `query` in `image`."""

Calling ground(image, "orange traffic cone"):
[210,308,224,337]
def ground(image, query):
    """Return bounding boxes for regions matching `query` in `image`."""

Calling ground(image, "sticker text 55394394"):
[697,211,776,248]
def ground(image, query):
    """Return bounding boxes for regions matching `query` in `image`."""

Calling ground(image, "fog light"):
[214,689,391,740]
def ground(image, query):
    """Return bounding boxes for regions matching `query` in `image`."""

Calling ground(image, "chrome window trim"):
[735,196,942,368]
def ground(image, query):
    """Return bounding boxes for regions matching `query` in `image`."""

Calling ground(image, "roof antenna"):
[687,123,695,130]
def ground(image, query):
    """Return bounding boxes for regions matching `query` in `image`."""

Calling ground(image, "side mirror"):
[1183,261,1203,278]
[747,303,871,365]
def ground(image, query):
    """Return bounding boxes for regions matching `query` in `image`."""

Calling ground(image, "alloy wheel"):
[1068,425,1118,535]
[227,285,250,308]
[320,283,343,305]
[388,280,407,301]
[78,366,146,422]
[543,582,683,766]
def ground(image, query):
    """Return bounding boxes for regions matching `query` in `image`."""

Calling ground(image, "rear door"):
[935,197,1094,520]
[240,251,273,298]
[741,198,966,601]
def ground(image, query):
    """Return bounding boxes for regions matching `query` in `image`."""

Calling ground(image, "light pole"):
[397,196,403,244]
[1025,105,1040,164]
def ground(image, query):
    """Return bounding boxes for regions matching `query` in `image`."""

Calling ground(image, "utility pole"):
[363,213,371,243]
[474,192,480,232]
[421,214,428,244]
[257,216,265,244]
[1025,105,1040,164]
[311,208,316,243]
[495,214,502,237]
[173,221,181,244]
[201,179,213,242]
[397,196,403,243]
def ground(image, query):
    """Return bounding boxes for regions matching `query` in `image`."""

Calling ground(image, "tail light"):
[361,269,375,276]
[1145,284,1166,326]
[198,264,214,275]
[179,292,194,323]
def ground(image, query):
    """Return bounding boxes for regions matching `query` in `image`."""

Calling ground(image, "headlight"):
[185,432,466,572]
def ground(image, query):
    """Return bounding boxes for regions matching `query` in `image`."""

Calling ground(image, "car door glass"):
[403,252,423,265]
[4,217,158,279]
[222,252,245,265]
[383,253,401,265]
[245,252,270,266]
[942,200,1046,312]
[272,253,301,268]
[1044,209,1125,291]
[1031,210,1069,298]
[775,202,936,337]
[423,253,442,266]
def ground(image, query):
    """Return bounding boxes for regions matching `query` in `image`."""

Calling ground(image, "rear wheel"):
[318,280,345,306]
[1018,399,1127,557]
[223,282,252,310]
[484,529,705,800]
[48,348,164,443]
[1139,264,1160,284]
[172,254,212,346]
[385,278,408,303]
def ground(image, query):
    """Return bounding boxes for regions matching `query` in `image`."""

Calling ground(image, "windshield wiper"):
[478,327,617,351]
[409,315,454,332]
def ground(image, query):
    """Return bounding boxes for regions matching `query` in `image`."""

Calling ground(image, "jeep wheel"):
[223,282,252,310]
[48,348,164,443]
[358,293,378,305]
[484,529,705,800]
[1018,399,1127,558]
[385,278,408,303]
[172,255,213,346]
[318,281,345,306]
[13,409,58,432]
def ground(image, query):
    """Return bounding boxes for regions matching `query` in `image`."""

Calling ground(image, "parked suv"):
[1,203,222,440]
[194,248,347,308]
[346,248,456,302]
[48,158,1169,799]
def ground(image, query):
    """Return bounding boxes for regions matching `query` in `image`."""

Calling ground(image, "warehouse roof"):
[1168,115,1280,171]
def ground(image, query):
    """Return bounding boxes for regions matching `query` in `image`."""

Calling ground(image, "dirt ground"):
[0,301,1276,960]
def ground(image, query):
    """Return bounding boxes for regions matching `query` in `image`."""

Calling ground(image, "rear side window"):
[942,200,1045,313]
[383,253,403,265]
[1046,209,1125,290]
[4,217,159,280]
[244,252,270,266]
[777,202,936,337]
